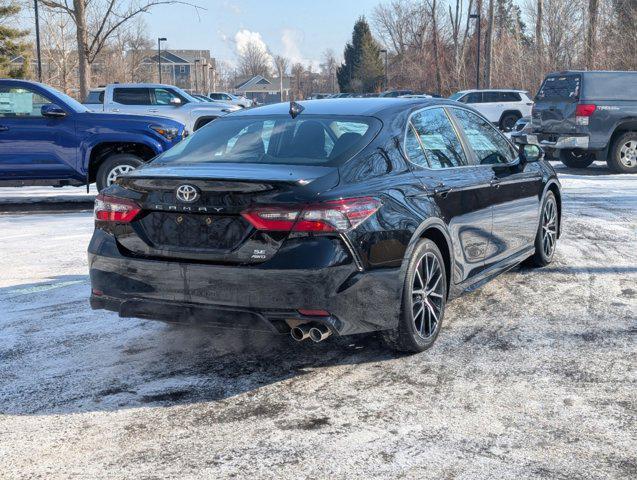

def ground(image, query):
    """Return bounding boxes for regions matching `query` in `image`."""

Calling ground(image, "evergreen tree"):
[337,17,384,93]
[0,2,29,78]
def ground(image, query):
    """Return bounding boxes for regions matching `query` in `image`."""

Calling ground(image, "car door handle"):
[0,125,8,132]
[148,109,158,113]
[434,185,453,198]
[111,108,120,112]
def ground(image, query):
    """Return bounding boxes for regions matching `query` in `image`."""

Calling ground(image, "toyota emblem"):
[175,184,199,203]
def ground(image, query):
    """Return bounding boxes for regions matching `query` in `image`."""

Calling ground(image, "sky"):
[144,0,377,67]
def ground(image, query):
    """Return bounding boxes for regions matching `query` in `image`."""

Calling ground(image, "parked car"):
[208,92,253,108]
[84,83,240,133]
[89,97,561,353]
[513,116,531,133]
[380,89,414,97]
[449,89,534,132]
[0,79,184,191]
[192,94,214,102]
[522,70,637,173]
[400,94,433,99]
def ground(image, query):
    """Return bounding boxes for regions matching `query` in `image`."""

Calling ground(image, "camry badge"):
[175,184,199,203]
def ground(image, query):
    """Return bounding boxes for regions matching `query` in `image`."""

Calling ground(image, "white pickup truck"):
[84,83,241,133]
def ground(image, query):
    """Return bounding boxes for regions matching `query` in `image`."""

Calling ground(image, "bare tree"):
[40,9,77,93]
[484,0,494,87]
[585,0,599,68]
[40,0,200,99]
[272,54,289,101]
[320,49,338,92]
[237,40,271,78]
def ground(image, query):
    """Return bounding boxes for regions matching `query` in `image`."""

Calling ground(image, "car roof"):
[547,70,637,75]
[106,83,182,89]
[230,97,453,117]
[455,89,528,94]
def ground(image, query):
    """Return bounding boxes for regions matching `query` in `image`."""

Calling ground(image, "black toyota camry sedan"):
[89,98,562,352]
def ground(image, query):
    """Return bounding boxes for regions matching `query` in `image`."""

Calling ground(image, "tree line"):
[341,0,636,96]
[1,0,635,100]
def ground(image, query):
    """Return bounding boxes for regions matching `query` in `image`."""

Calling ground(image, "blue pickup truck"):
[0,79,185,190]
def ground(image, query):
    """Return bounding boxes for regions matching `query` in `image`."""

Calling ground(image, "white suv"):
[449,89,533,132]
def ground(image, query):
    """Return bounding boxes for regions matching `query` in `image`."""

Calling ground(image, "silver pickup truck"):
[84,83,240,133]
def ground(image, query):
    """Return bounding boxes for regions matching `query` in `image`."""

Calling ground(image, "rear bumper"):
[522,132,590,150]
[88,232,402,336]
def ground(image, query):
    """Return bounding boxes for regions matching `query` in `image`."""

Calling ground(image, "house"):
[234,75,291,104]
[139,49,215,92]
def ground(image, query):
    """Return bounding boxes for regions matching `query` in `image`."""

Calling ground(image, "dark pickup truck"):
[521,71,637,173]
[0,79,185,190]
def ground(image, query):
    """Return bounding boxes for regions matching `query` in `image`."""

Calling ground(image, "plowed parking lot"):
[1,162,635,479]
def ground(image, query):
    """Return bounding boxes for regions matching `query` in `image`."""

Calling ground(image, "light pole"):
[157,37,167,83]
[469,13,481,90]
[34,0,42,81]
[380,49,388,91]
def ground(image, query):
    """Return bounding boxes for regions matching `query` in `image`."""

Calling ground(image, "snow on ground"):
[0,185,97,204]
[0,162,635,479]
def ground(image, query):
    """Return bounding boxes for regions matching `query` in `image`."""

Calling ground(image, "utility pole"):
[34,0,42,82]
[470,13,481,90]
[157,37,167,83]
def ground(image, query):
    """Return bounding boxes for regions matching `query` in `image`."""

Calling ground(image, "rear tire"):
[530,191,558,267]
[500,112,521,132]
[559,149,594,169]
[381,240,447,353]
[607,131,637,174]
[96,154,143,191]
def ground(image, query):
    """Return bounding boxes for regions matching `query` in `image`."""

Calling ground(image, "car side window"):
[461,92,482,104]
[499,92,521,102]
[113,88,151,105]
[410,108,468,169]
[405,122,428,167]
[483,92,499,103]
[451,108,517,165]
[152,88,186,105]
[0,87,52,118]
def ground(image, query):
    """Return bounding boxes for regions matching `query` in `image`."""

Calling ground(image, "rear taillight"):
[575,104,596,125]
[94,194,141,223]
[241,197,381,233]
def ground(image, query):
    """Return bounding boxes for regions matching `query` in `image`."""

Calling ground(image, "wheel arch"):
[606,120,637,156]
[543,180,562,238]
[87,142,157,184]
[499,109,522,124]
[402,218,453,299]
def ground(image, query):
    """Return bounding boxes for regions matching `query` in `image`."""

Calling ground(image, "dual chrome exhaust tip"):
[290,323,332,343]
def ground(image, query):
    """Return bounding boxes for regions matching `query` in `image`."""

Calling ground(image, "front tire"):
[559,149,594,169]
[96,154,143,191]
[381,240,447,353]
[608,131,637,174]
[530,191,558,267]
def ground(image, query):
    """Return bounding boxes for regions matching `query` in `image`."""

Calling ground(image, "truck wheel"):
[499,112,520,132]
[608,132,637,174]
[96,154,143,191]
[559,149,594,169]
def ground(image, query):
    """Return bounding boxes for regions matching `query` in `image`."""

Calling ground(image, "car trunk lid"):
[113,163,339,264]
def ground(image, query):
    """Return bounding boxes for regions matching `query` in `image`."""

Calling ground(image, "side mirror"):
[169,97,182,106]
[520,144,544,163]
[41,104,67,118]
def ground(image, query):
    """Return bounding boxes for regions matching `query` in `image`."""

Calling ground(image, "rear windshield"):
[536,75,581,101]
[152,115,381,166]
